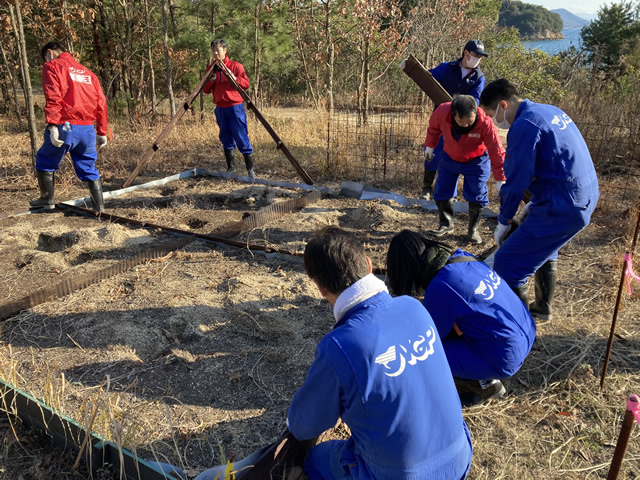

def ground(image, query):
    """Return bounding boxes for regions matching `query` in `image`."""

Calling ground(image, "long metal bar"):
[600,205,640,390]
[0,378,169,479]
[121,67,217,188]
[215,60,314,185]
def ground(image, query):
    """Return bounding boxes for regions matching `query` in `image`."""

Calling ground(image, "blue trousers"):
[304,439,363,480]
[493,196,598,288]
[35,124,100,181]
[433,152,490,206]
[214,103,253,154]
[425,136,444,171]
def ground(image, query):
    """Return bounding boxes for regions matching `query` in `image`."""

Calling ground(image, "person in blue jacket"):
[479,79,599,321]
[387,230,537,406]
[288,226,472,480]
[422,40,490,200]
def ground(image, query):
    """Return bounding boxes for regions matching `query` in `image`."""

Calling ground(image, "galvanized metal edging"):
[0,378,172,480]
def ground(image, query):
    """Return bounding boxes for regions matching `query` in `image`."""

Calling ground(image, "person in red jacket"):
[30,41,109,212]
[203,39,255,178]
[424,95,506,244]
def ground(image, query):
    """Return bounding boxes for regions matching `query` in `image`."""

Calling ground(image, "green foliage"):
[481,28,566,102]
[499,0,563,39]
[581,1,640,72]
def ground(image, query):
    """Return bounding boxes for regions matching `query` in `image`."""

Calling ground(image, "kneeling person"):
[288,226,472,479]
[387,230,536,407]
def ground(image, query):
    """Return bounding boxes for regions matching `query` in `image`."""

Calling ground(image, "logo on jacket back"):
[374,326,437,377]
[474,270,501,300]
[69,67,92,85]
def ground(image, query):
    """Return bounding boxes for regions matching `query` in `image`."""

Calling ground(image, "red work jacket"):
[42,52,108,136]
[425,103,506,181]
[203,56,250,108]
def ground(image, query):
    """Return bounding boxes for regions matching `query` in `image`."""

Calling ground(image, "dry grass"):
[1,110,640,480]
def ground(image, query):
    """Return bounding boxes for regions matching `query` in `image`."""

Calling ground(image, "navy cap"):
[464,40,489,57]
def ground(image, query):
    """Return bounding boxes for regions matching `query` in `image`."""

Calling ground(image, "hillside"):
[551,8,591,29]
[499,0,564,39]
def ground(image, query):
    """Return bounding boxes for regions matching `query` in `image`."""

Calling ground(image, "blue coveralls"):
[36,124,100,181]
[433,141,491,206]
[424,250,537,380]
[427,59,485,172]
[214,103,253,155]
[288,292,472,480]
[493,100,599,288]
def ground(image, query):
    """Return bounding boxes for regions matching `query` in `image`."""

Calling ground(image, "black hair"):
[386,230,453,296]
[304,226,370,295]
[211,39,227,49]
[479,79,520,110]
[41,41,66,61]
[451,95,477,119]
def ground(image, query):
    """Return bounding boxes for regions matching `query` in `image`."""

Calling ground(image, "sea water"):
[521,27,584,54]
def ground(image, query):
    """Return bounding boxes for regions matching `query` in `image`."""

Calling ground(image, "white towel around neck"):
[333,274,389,322]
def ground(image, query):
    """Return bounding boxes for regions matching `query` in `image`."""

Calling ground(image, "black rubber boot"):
[88,179,105,213]
[428,199,454,236]
[243,153,255,178]
[454,378,506,407]
[529,260,557,321]
[513,281,529,306]
[421,169,436,200]
[224,149,236,173]
[29,170,55,210]
[468,202,483,245]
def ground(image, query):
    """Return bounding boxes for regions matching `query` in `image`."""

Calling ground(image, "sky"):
[522,0,605,15]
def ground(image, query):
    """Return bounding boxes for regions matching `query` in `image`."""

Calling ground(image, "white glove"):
[517,201,532,222]
[48,125,64,147]
[495,180,505,195]
[96,135,108,150]
[399,58,407,70]
[494,222,510,246]
[424,146,434,162]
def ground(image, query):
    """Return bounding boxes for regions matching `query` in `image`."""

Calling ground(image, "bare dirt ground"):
[1,113,640,479]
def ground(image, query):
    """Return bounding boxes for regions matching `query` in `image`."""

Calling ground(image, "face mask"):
[46,51,53,62]
[452,112,477,135]
[492,103,510,129]
[465,54,480,69]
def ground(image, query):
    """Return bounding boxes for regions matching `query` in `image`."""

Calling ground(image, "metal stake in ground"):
[600,204,640,391]
[607,394,640,479]
[214,59,314,185]
[121,67,217,188]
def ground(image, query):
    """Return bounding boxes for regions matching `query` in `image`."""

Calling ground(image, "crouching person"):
[387,230,537,407]
[288,226,473,479]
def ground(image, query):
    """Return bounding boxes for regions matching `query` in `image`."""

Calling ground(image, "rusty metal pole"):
[607,395,640,479]
[600,204,640,391]
[215,60,314,185]
[122,67,216,188]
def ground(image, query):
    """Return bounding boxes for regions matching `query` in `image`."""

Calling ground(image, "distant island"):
[499,0,564,40]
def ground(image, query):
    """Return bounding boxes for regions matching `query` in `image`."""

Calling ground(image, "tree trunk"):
[325,0,334,114]
[144,0,157,116]
[292,0,318,108]
[210,0,215,35]
[162,0,176,116]
[363,38,370,125]
[91,1,107,87]
[168,0,178,38]
[62,0,74,53]
[10,1,38,165]
[0,40,24,128]
[253,1,261,102]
